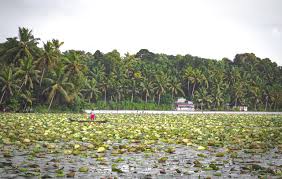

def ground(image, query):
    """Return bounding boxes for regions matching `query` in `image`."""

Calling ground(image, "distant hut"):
[238,106,248,111]
[175,98,195,111]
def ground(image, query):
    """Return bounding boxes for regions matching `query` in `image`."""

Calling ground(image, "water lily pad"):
[23,138,31,143]
[97,147,106,153]
[214,172,222,176]
[197,146,206,150]
[193,160,202,168]
[215,152,225,157]
[79,166,89,173]
[112,164,123,173]
[158,157,168,163]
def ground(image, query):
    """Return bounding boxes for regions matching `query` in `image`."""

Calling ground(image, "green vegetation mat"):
[0,113,281,178]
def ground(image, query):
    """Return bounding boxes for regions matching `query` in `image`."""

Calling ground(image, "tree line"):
[0,27,281,112]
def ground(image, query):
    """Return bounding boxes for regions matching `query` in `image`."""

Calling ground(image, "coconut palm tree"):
[191,69,202,98]
[183,66,195,99]
[36,40,63,86]
[43,66,74,111]
[20,90,35,111]
[82,78,100,103]
[194,88,212,110]
[0,67,19,104]
[211,82,225,108]
[64,51,88,76]
[140,77,153,103]
[5,27,40,65]
[15,56,40,91]
[168,76,184,99]
[154,72,169,105]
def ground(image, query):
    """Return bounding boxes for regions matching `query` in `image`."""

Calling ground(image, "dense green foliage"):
[0,27,281,111]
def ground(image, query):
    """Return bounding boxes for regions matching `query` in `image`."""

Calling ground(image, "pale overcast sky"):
[0,0,281,65]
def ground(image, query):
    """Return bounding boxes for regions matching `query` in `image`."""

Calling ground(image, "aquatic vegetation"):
[0,113,281,178]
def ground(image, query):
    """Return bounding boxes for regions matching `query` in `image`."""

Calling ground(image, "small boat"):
[68,118,108,123]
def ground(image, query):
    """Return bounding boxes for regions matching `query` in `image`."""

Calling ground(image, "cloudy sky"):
[0,0,281,65]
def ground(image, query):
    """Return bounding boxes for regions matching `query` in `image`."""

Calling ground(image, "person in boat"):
[90,110,95,120]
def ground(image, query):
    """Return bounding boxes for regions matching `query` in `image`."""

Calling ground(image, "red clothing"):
[90,113,95,120]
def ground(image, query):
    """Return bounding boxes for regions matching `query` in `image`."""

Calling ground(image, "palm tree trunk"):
[145,95,148,103]
[265,96,268,111]
[48,94,55,112]
[187,81,190,98]
[0,91,6,104]
[104,90,107,103]
[158,94,161,105]
[131,92,134,102]
[89,93,92,103]
[192,83,196,98]
[24,102,27,111]
[40,68,45,87]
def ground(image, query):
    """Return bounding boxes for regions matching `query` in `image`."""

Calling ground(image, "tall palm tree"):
[64,51,87,76]
[154,72,169,105]
[82,78,100,103]
[198,72,208,89]
[5,27,40,65]
[233,81,245,107]
[183,66,195,99]
[100,78,109,103]
[168,76,184,99]
[36,40,63,86]
[128,72,141,102]
[191,69,201,98]
[194,88,212,110]
[15,56,40,91]
[20,90,35,111]
[0,67,19,104]
[269,84,282,111]
[108,73,118,102]
[51,39,64,51]
[89,63,108,102]
[211,82,225,108]
[140,77,153,103]
[249,85,261,111]
[43,66,74,111]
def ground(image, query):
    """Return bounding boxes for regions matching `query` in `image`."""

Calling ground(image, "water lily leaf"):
[97,147,106,153]
[158,157,168,163]
[23,138,31,143]
[193,160,202,168]
[79,166,89,172]
[74,144,80,149]
[111,164,123,173]
[215,152,225,157]
[87,144,95,149]
[197,146,206,150]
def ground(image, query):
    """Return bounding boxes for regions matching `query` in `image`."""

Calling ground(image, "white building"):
[175,98,195,111]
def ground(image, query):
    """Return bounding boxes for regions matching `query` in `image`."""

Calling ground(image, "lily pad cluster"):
[0,113,281,178]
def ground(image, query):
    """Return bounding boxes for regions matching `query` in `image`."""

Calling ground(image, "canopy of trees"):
[0,27,281,112]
